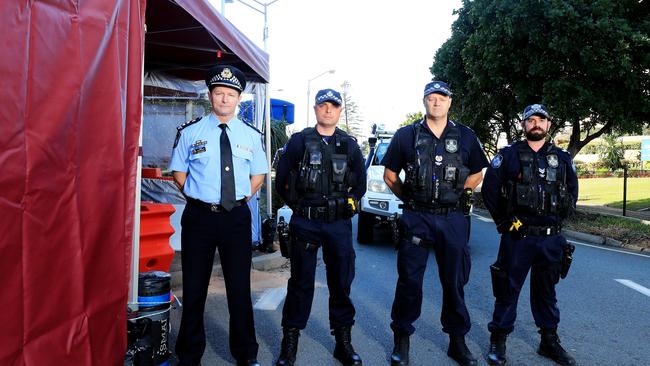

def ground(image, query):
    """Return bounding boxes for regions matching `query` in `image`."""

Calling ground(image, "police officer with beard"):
[382,81,489,366]
[274,89,366,366]
[482,104,578,366]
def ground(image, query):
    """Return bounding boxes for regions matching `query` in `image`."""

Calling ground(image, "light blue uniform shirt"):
[170,113,268,203]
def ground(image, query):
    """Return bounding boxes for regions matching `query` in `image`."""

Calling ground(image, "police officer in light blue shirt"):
[170,112,268,202]
[170,64,267,366]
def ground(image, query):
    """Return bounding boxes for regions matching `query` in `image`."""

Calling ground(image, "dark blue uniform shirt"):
[276,127,367,206]
[482,140,579,227]
[382,119,489,180]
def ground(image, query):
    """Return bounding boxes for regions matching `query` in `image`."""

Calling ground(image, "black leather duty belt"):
[401,203,459,215]
[295,206,329,220]
[526,225,561,236]
[186,197,246,212]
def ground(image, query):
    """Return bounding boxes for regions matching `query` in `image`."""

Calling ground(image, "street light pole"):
[228,0,279,51]
[306,69,336,125]
[224,0,280,218]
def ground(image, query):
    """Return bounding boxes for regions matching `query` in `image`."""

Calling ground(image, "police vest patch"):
[445,139,458,153]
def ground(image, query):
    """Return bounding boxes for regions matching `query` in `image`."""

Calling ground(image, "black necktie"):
[218,124,236,211]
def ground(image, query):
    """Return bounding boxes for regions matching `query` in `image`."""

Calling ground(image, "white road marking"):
[566,240,650,258]
[614,279,650,298]
[254,287,287,310]
[473,214,493,223]
[472,212,650,259]
[172,291,182,307]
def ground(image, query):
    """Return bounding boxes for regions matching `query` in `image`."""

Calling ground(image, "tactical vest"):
[296,128,353,200]
[508,143,572,218]
[403,122,470,207]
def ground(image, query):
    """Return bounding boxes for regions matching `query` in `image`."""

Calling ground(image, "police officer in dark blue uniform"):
[382,81,489,366]
[170,65,268,366]
[482,104,578,366]
[274,89,366,366]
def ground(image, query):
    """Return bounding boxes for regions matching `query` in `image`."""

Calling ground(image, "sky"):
[212,0,463,134]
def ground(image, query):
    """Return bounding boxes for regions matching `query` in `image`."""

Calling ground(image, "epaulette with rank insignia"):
[173,116,202,148]
[243,121,263,134]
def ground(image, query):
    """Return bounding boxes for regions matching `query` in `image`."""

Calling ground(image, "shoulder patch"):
[243,121,263,134]
[491,153,503,168]
[173,116,203,148]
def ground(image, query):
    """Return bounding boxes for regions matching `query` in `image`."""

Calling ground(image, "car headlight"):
[367,179,389,193]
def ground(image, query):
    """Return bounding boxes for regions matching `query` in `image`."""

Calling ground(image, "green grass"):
[569,215,650,236]
[565,212,650,248]
[578,177,650,211]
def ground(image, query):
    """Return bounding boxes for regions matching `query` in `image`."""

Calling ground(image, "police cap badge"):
[315,88,342,106]
[205,65,246,92]
[424,80,452,97]
[523,104,549,120]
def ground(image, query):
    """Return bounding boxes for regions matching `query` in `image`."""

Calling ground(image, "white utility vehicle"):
[357,125,403,244]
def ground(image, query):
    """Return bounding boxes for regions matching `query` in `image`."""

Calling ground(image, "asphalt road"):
[168,213,650,365]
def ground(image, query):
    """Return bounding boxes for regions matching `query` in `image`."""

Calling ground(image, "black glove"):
[496,216,526,240]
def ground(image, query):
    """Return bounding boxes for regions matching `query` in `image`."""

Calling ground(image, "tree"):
[399,111,424,127]
[599,134,625,170]
[340,81,366,140]
[268,120,289,214]
[270,119,288,167]
[431,0,650,157]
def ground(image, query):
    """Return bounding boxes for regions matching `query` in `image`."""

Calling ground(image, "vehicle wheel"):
[357,211,374,244]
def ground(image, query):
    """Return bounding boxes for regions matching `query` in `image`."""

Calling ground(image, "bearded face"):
[523,115,549,141]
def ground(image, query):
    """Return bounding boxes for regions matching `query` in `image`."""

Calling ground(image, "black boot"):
[390,332,409,366]
[486,331,508,366]
[331,326,362,365]
[537,328,576,366]
[447,335,478,366]
[276,327,300,366]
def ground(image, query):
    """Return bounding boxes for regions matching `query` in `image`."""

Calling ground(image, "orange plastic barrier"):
[142,167,162,178]
[139,202,176,272]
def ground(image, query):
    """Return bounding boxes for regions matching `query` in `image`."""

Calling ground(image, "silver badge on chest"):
[445,139,458,153]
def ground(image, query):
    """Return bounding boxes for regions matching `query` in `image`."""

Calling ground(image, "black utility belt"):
[295,205,345,221]
[526,225,561,237]
[186,197,246,212]
[401,202,459,215]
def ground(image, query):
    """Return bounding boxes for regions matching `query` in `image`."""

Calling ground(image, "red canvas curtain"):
[0,0,145,364]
